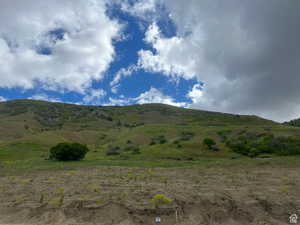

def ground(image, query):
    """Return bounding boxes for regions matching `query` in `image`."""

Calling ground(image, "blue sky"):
[0,1,199,107]
[1,0,300,122]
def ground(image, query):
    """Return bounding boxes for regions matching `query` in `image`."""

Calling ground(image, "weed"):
[150,194,173,208]
[20,179,30,185]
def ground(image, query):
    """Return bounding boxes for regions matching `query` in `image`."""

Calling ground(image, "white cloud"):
[117,0,158,18]
[111,86,120,94]
[105,87,186,107]
[105,96,131,106]
[134,87,187,107]
[110,65,139,93]
[29,93,61,102]
[138,23,208,80]
[83,89,106,104]
[134,0,300,122]
[187,84,203,104]
[0,0,121,93]
[0,96,7,102]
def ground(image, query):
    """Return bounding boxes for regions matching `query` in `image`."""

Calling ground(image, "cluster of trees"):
[226,132,300,157]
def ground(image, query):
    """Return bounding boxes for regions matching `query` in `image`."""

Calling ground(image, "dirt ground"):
[0,163,300,225]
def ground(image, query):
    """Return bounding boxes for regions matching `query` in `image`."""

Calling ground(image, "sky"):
[0,0,300,122]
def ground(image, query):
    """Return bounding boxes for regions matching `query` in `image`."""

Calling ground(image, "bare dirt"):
[0,163,299,225]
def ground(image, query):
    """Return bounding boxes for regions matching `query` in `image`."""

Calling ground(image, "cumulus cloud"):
[138,23,200,80]
[134,0,300,121]
[0,0,121,93]
[0,96,7,102]
[115,0,158,19]
[110,65,139,93]
[105,96,131,106]
[187,84,203,104]
[29,94,61,102]
[105,87,186,107]
[83,89,106,104]
[134,87,187,107]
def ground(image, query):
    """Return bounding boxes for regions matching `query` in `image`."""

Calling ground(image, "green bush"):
[173,140,180,144]
[159,139,167,144]
[151,135,167,145]
[131,148,141,154]
[149,141,156,145]
[49,142,89,161]
[227,132,300,157]
[180,131,195,141]
[106,146,121,156]
[203,138,216,149]
[124,146,141,154]
[158,135,167,144]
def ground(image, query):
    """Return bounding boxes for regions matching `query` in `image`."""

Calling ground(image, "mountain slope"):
[0,99,297,161]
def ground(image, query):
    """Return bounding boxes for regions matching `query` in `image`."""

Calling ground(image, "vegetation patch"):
[203,138,218,151]
[227,132,300,157]
[150,135,168,145]
[49,142,89,161]
[150,194,173,208]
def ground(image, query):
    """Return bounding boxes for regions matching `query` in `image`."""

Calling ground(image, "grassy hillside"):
[284,118,300,127]
[0,99,299,164]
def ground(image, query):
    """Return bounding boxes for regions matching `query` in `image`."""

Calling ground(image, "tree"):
[49,143,89,161]
[203,138,216,149]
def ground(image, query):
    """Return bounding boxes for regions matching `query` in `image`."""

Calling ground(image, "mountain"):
[0,99,297,161]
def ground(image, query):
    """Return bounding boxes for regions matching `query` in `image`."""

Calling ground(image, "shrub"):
[49,142,89,161]
[203,138,216,149]
[180,131,195,141]
[158,135,167,144]
[159,139,167,144]
[106,146,121,156]
[217,130,230,143]
[211,145,219,151]
[124,146,141,154]
[150,194,173,208]
[149,141,156,145]
[227,132,300,157]
[150,135,167,145]
[131,147,141,154]
[173,140,180,144]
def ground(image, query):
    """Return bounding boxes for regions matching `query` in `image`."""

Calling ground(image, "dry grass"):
[0,163,299,225]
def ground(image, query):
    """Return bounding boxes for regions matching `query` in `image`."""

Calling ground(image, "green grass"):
[1,100,300,175]
[1,156,300,176]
